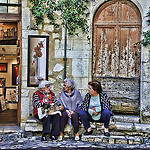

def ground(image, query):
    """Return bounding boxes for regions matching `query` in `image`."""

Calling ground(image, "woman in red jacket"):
[32,80,63,141]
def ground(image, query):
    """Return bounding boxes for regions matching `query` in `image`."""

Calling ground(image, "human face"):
[44,84,51,93]
[63,82,72,93]
[88,85,98,97]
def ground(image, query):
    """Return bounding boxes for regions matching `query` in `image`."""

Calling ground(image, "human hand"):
[70,111,75,115]
[59,105,64,111]
[91,107,96,111]
[66,110,72,118]
[93,111,99,116]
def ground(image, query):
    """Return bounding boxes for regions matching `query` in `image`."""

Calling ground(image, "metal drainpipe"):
[64,24,67,80]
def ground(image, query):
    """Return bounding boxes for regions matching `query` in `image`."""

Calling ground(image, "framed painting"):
[0,78,5,87]
[12,64,18,85]
[27,35,49,87]
[5,87,16,102]
[0,63,7,73]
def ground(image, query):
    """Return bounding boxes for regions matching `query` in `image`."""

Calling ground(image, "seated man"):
[79,80,113,137]
[32,80,63,141]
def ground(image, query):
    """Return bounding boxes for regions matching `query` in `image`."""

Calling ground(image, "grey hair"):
[64,78,76,89]
[38,80,51,88]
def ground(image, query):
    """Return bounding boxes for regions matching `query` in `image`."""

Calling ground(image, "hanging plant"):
[29,0,90,38]
[137,7,150,47]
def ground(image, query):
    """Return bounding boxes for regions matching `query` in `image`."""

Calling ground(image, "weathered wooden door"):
[93,0,141,114]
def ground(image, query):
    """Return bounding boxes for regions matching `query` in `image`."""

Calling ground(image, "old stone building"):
[0,0,150,132]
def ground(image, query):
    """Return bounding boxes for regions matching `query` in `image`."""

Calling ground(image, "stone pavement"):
[0,129,150,149]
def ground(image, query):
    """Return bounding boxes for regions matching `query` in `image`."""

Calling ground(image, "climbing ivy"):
[30,0,90,38]
[138,7,150,47]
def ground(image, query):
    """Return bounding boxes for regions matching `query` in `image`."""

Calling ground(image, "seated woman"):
[79,80,113,136]
[32,80,62,141]
[58,78,83,141]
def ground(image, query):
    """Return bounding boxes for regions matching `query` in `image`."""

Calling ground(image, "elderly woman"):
[32,80,61,141]
[58,78,83,141]
[79,80,113,137]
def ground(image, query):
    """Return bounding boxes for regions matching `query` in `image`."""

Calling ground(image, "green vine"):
[29,0,90,38]
[138,7,150,47]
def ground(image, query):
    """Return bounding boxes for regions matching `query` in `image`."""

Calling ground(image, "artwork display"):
[0,78,5,87]
[12,64,18,85]
[0,63,7,72]
[5,87,16,102]
[0,95,7,111]
[28,35,49,87]
[0,23,17,45]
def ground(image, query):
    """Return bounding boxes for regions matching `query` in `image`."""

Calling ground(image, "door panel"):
[93,0,141,114]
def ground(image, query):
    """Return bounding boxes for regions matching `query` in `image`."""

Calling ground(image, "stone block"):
[134,123,150,133]
[102,137,109,143]
[115,122,133,131]
[115,138,127,144]
[44,25,54,32]
[114,115,140,123]
[109,138,115,144]
[54,49,63,58]
[95,137,102,142]
[53,33,60,39]
[67,50,90,59]
[22,8,30,30]
[22,39,28,49]
[72,59,89,77]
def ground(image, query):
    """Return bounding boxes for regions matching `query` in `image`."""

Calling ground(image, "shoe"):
[84,130,93,135]
[58,135,63,141]
[75,136,80,141]
[41,136,47,141]
[50,135,57,140]
[104,132,110,137]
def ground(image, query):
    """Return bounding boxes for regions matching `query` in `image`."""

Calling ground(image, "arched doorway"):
[93,0,141,115]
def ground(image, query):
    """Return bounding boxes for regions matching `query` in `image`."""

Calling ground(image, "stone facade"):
[20,0,150,128]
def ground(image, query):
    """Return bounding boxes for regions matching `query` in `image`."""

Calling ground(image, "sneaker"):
[104,132,110,137]
[84,130,93,135]
[58,135,63,141]
[50,135,57,141]
[75,136,80,141]
[41,136,47,141]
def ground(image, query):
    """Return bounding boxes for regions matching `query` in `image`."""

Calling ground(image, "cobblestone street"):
[0,131,150,150]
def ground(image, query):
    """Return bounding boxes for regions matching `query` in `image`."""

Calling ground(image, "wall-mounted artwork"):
[0,23,17,45]
[0,78,5,87]
[27,35,49,87]
[12,64,18,85]
[0,63,7,73]
[5,87,16,102]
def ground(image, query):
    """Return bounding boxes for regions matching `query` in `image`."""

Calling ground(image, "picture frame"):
[5,87,16,102]
[27,35,49,87]
[12,64,18,85]
[0,63,7,73]
[0,78,5,87]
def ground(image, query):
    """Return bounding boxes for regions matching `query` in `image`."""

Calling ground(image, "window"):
[0,0,21,14]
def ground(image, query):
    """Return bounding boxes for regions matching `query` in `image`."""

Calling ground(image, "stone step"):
[24,117,150,137]
[113,115,140,123]
[81,134,148,144]
[0,126,20,133]
[24,118,42,132]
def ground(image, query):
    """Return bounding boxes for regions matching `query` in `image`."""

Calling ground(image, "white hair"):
[64,78,76,89]
[38,80,51,88]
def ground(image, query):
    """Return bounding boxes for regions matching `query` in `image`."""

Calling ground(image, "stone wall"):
[20,0,150,129]
[20,0,91,128]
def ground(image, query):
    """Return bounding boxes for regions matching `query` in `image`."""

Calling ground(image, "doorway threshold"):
[0,125,20,133]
